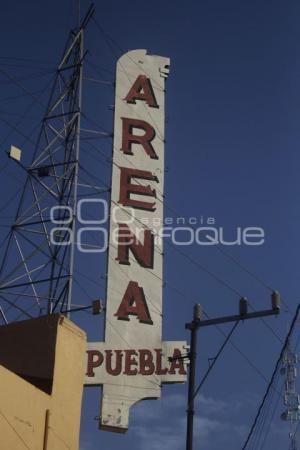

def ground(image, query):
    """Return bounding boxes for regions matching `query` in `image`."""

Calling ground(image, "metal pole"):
[186,304,202,450]
[67,28,83,319]
[186,322,197,450]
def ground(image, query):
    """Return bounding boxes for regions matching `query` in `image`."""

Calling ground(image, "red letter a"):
[114,281,153,325]
[125,75,158,108]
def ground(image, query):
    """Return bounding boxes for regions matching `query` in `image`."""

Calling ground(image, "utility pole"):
[185,291,281,450]
[186,303,201,450]
[281,338,300,450]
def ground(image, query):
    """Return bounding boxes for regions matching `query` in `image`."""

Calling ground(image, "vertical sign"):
[85,50,187,432]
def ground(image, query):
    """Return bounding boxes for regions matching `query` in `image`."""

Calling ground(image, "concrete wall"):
[0,315,86,450]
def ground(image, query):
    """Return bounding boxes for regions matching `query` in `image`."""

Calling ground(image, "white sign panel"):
[85,49,187,433]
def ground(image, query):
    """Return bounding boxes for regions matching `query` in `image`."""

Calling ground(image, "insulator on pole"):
[92,300,102,315]
[239,297,248,316]
[272,291,281,311]
[193,304,202,322]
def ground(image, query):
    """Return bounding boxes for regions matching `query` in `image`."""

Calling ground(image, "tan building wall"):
[0,315,86,450]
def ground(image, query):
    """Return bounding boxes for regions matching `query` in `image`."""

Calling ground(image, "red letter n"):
[116,223,154,268]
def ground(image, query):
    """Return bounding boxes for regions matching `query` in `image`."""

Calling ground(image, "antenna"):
[0,5,95,324]
[281,339,300,450]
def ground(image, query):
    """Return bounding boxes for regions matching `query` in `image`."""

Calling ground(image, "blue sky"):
[0,0,300,449]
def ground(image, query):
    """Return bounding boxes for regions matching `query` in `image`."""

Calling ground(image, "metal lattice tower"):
[281,339,300,450]
[0,5,95,324]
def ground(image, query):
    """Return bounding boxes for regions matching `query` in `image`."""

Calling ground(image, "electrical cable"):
[258,379,285,450]
[0,88,48,103]
[72,277,162,389]
[86,20,295,326]
[0,70,54,86]
[0,17,287,412]
[81,113,286,327]
[241,303,300,450]
[69,200,282,397]
[0,67,48,109]
[84,16,290,319]
[0,55,56,65]
[191,321,239,402]
[79,133,285,346]
[76,160,282,381]
[0,73,55,148]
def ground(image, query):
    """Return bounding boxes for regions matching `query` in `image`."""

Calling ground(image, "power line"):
[82,26,293,324]
[73,193,282,394]
[0,55,56,66]
[258,379,284,450]
[0,74,55,148]
[0,67,49,109]
[241,303,300,450]
[81,99,287,322]
[86,18,293,343]
[192,321,239,401]
[80,125,284,345]
[0,93,284,366]
[0,70,54,86]
[62,200,280,396]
